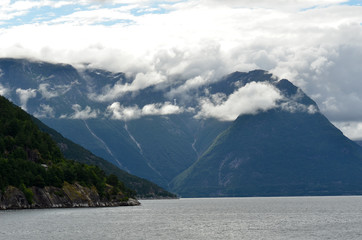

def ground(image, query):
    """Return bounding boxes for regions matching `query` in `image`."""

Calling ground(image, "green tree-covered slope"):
[0,96,135,202]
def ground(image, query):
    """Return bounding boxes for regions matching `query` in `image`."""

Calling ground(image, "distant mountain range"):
[2,58,362,197]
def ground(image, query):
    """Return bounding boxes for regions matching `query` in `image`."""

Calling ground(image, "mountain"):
[0,58,232,189]
[171,80,362,197]
[0,95,139,209]
[2,58,362,198]
[32,117,176,199]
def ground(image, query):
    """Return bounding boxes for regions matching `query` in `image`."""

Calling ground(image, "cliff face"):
[0,183,140,210]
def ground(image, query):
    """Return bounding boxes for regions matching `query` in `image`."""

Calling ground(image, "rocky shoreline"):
[0,183,140,210]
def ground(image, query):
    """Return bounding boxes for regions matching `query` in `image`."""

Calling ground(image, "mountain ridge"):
[171,108,362,196]
[2,58,362,197]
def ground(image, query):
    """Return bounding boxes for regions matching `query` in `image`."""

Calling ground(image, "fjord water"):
[1,197,362,240]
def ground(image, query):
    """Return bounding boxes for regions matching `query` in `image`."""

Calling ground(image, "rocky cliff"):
[0,183,140,210]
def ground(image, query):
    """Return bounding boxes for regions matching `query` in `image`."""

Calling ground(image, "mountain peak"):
[3,58,362,198]
[172,107,362,197]
[275,78,319,111]
[222,69,276,85]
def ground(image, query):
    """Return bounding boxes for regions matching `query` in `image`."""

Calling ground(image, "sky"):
[1,0,362,139]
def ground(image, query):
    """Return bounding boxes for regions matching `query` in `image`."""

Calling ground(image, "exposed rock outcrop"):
[0,183,140,210]
[0,186,30,209]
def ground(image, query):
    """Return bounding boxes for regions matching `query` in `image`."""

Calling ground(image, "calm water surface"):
[1,196,362,239]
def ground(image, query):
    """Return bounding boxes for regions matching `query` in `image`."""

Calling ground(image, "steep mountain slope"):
[0,96,139,208]
[43,118,168,186]
[0,58,231,188]
[171,80,362,197]
[0,58,165,185]
[33,117,177,199]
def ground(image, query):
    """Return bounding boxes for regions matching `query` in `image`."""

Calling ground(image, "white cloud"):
[0,0,74,22]
[280,101,319,114]
[106,103,141,121]
[38,82,75,99]
[202,0,348,11]
[89,71,167,102]
[0,0,362,133]
[38,83,59,99]
[89,0,178,3]
[142,102,183,115]
[279,87,319,114]
[0,83,9,96]
[195,82,282,121]
[332,121,362,140]
[301,44,362,122]
[106,101,184,121]
[49,6,137,25]
[33,104,55,118]
[166,71,215,98]
[15,88,37,111]
[61,104,99,119]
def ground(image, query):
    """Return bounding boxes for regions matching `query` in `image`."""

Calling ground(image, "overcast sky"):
[1,0,362,138]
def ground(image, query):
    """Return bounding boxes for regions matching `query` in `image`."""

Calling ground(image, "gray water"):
[1,196,362,240]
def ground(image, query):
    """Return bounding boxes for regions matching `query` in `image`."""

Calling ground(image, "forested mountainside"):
[0,96,139,209]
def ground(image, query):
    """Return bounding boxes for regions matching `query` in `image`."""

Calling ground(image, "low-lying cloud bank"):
[89,72,168,102]
[11,72,320,122]
[60,104,100,120]
[106,101,185,121]
[1,0,362,137]
[195,82,282,121]
[81,79,317,122]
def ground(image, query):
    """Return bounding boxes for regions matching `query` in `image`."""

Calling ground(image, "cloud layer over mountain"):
[195,82,282,121]
[106,101,185,121]
[0,0,362,138]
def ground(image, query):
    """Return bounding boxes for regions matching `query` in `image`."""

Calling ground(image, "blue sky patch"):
[343,0,362,6]
[0,1,177,28]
